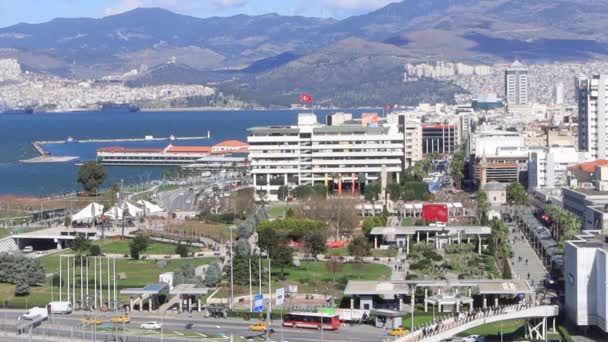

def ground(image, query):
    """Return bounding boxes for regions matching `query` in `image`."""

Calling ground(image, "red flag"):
[300,94,313,103]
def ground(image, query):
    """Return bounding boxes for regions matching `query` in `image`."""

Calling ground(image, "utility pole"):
[266,256,271,341]
[229,227,234,310]
[249,258,253,312]
[67,255,70,304]
[94,257,97,309]
[59,256,62,301]
[80,255,83,309]
[258,258,262,295]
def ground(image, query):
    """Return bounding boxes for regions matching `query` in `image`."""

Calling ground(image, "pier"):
[31,131,211,157]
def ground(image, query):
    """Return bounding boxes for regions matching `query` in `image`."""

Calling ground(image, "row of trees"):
[236,206,268,240]
[489,219,512,279]
[0,254,46,296]
[386,181,432,202]
[544,205,582,249]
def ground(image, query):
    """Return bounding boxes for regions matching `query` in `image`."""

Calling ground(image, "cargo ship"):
[100,103,140,113]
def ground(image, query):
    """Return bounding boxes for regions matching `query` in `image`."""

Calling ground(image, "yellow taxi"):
[388,328,409,336]
[81,317,103,325]
[111,315,130,324]
[248,322,267,331]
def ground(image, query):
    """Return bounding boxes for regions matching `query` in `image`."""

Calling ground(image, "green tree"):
[129,235,150,260]
[88,245,102,256]
[205,263,222,287]
[362,216,386,236]
[72,234,91,254]
[77,161,107,194]
[304,233,326,256]
[388,183,401,201]
[325,259,344,284]
[364,182,381,202]
[292,185,314,199]
[175,243,190,258]
[235,239,251,257]
[348,236,371,259]
[271,245,293,279]
[14,277,30,296]
[312,184,328,197]
[476,191,490,225]
[506,182,528,205]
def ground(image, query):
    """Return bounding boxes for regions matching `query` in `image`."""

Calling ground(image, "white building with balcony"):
[247,113,409,201]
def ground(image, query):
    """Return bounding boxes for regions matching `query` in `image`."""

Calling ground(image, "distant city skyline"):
[0,0,395,27]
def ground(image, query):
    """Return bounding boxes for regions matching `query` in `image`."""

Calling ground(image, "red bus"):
[282,312,340,330]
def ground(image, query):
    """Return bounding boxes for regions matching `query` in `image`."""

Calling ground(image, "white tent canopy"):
[136,200,164,214]
[72,202,104,223]
[104,202,143,220]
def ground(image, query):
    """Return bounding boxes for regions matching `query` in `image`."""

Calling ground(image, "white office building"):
[505,60,529,106]
[577,74,608,159]
[248,113,414,201]
[565,231,608,333]
[528,145,587,191]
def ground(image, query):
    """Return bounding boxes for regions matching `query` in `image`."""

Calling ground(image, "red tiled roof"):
[213,140,248,148]
[97,147,163,153]
[165,146,212,153]
[568,159,608,173]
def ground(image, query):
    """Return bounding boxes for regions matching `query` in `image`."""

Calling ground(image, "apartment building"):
[577,74,608,159]
[528,145,586,191]
[565,231,608,333]
[505,60,529,106]
[248,113,413,201]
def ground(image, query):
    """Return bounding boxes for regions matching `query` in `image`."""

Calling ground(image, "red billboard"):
[422,203,449,223]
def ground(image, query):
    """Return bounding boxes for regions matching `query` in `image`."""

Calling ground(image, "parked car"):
[22,246,33,253]
[140,321,162,330]
[462,335,484,342]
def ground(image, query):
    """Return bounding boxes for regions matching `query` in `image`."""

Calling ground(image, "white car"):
[140,321,162,330]
[22,246,33,253]
[19,307,48,320]
[462,335,484,342]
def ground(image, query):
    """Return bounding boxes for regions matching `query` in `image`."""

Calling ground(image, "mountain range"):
[1,1,608,106]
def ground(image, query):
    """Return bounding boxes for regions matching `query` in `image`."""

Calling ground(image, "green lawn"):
[223,261,391,297]
[325,248,349,257]
[371,248,398,258]
[0,256,217,309]
[93,239,200,255]
[402,311,453,330]
[266,205,288,219]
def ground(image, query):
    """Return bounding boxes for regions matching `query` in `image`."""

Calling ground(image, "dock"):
[31,131,211,157]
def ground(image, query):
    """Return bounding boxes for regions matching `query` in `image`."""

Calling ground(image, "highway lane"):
[0,310,388,342]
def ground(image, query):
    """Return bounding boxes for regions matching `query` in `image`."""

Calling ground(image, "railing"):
[398,304,558,342]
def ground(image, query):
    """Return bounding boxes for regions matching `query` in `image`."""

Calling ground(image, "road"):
[0,310,389,342]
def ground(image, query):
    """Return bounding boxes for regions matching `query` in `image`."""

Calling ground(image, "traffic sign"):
[253,294,264,312]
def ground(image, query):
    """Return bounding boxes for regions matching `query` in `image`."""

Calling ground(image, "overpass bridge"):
[397,304,559,342]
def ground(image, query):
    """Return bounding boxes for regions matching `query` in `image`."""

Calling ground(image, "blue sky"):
[0,0,394,27]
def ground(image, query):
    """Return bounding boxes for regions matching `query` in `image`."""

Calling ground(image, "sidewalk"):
[507,222,548,288]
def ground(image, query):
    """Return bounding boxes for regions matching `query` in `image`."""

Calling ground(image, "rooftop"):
[368,225,492,236]
[165,145,212,153]
[568,159,608,173]
[344,279,533,296]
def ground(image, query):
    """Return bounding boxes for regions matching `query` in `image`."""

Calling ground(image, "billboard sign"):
[275,288,285,306]
[253,294,264,312]
[422,203,449,223]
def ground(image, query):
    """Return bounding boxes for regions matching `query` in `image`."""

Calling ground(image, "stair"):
[0,238,18,253]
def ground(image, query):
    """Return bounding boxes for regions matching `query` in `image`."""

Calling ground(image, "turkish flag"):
[300,94,313,103]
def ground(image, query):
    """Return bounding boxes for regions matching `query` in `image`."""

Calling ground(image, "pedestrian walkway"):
[507,222,548,289]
